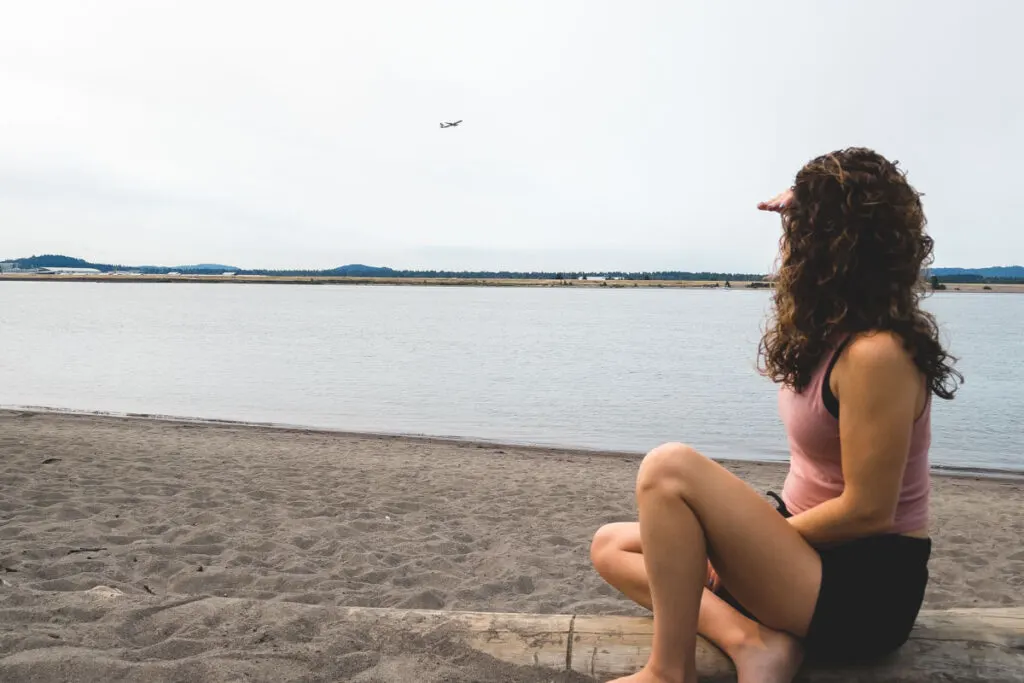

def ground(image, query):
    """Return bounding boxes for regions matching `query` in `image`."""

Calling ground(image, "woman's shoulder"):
[844,330,911,360]
[836,330,923,393]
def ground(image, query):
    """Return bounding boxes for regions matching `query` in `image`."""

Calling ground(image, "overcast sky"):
[1,1,1021,271]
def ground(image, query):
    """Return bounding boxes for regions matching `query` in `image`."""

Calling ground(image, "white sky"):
[1,1,1021,271]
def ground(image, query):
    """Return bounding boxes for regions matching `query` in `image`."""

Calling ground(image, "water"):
[1,282,1021,471]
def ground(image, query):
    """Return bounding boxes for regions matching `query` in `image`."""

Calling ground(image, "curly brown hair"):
[758,147,962,399]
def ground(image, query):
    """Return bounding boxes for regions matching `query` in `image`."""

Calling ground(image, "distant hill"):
[3,255,239,274]
[7,254,117,272]
[325,264,395,277]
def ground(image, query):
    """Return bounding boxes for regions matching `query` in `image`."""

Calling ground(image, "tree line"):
[8,254,1022,283]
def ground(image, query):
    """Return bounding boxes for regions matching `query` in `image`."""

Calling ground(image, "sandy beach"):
[1,410,1022,681]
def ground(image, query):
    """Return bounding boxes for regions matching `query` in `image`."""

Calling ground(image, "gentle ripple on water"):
[0,282,1020,471]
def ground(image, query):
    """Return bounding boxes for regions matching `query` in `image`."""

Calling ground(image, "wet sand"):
[1,410,1022,681]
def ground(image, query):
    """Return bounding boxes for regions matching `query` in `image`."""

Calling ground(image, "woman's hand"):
[757,188,794,213]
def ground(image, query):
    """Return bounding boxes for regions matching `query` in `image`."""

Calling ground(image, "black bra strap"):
[822,335,854,419]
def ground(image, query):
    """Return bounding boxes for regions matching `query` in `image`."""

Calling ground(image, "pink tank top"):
[779,337,931,534]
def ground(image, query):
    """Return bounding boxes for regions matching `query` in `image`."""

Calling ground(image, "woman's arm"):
[786,332,922,545]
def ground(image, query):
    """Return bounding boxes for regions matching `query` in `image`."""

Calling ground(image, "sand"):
[1,410,1022,681]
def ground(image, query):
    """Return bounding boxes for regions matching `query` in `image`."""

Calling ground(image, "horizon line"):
[3,254,1021,274]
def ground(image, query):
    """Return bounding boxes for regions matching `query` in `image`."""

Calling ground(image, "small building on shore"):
[37,267,103,275]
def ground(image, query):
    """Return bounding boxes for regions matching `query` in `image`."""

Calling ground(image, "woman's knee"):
[590,523,628,572]
[636,442,708,496]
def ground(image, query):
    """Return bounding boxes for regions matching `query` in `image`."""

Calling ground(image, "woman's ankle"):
[709,618,762,656]
[728,626,804,683]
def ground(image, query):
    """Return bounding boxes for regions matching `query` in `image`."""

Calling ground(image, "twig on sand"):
[66,547,107,555]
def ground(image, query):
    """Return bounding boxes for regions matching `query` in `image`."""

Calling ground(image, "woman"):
[590,148,961,683]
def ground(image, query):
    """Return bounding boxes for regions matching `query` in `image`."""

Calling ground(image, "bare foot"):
[730,626,804,683]
[605,664,691,683]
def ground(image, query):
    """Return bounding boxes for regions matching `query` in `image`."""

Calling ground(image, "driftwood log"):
[64,589,1024,681]
[323,605,1024,681]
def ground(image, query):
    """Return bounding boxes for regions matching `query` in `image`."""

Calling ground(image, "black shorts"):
[720,491,931,664]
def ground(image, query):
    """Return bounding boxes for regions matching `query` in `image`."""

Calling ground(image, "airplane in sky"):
[440,120,462,128]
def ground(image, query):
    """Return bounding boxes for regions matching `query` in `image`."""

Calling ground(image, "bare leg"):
[591,524,803,683]
[620,470,705,683]
[596,443,821,683]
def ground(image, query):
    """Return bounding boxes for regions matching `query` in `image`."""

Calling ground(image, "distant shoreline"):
[2,273,1023,293]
